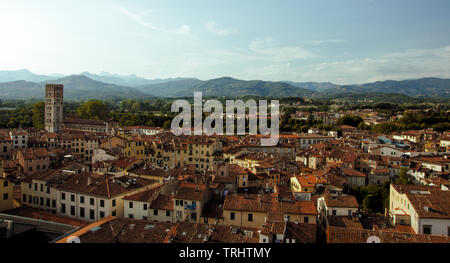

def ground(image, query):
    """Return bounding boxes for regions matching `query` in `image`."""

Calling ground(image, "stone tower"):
[45,84,64,133]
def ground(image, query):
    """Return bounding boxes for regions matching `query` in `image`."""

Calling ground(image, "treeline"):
[372,110,450,134]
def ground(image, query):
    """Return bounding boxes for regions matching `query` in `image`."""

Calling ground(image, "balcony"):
[184,203,197,210]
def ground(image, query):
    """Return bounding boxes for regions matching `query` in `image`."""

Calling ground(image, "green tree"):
[32,101,45,130]
[395,167,410,184]
[77,100,110,120]
[163,120,172,130]
[338,115,364,127]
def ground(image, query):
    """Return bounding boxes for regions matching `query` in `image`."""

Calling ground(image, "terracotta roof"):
[56,217,176,243]
[326,216,363,229]
[150,195,174,211]
[285,222,317,243]
[64,118,105,126]
[324,194,359,208]
[208,225,260,243]
[16,148,49,160]
[56,173,158,198]
[174,183,207,201]
[223,194,317,215]
[342,168,366,178]
[327,226,450,243]
[392,184,450,219]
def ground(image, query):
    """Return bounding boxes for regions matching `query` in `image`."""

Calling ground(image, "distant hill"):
[80,72,196,87]
[0,70,449,100]
[322,78,450,98]
[135,78,204,96]
[312,92,423,104]
[142,77,317,98]
[0,69,58,83]
[0,75,152,100]
[282,81,339,92]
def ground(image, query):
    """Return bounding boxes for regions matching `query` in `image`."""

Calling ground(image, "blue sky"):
[1,0,450,84]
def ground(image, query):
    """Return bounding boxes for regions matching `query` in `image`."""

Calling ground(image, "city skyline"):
[1,0,450,84]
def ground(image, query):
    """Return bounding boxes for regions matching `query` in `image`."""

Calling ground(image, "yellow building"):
[124,136,146,160]
[0,177,14,211]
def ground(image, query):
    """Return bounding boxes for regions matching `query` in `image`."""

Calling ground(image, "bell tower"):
[45,84,64,133]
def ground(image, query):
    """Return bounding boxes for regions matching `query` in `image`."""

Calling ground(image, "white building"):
[389,184,450,236]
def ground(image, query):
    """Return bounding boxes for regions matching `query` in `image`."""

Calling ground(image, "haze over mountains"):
[0,69,449,100]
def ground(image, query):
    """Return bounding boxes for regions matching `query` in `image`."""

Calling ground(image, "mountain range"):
[0,69,449,100]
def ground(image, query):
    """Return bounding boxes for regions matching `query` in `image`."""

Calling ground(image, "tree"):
[131,102,141,113]
[32,101,45,130]
[338,115,363,127]
[371,122,399,134]
[77,100,109,120]
[395,167,409,184]
[163,120,172,130]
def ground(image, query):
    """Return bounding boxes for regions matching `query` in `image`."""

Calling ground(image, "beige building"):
[389,184,450,236]
[14,148,50,175]
[223,194,317,228]
[317,194,359,218]
[173,183,209,223]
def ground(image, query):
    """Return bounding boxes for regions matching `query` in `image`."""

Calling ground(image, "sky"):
[1,0,450,84]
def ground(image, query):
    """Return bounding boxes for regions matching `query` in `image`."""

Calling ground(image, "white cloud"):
[248,37,314,62]
[300,45,450,84]
[307,39,347,45]
[204,22,233,36]
[118,7,191,35]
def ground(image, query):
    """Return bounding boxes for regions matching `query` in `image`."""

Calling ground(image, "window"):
[248,213,253,222]
[128,214,134,219]
[191,213,197,221]
[153,210,158,216]
[129,202,133,209]
[40,184,43,192]
[3,181,7,187]
[166,211,171,217]
[46,187,50,194]
[90,198,94,206]
[52,200,56,208]
[112,199,116,207]
[3,193,8,200]
[304,217,309,223]
[423,225,432,235]
[143,204,147,210]
[143,216,148,221]
[348,210,352,216]
[90,209,95,220]
[80,196,85,204]
[70,206,75,216]
[61,193,66,200]
[80,207,85,218]
[100,199,105,207]
[230,212,235,220]
[22,194,26,202]
[99,211,105,218]
[61,204,66,214]
[71,194,75,202]
[112,210,116,216]
[332,209,337,216]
